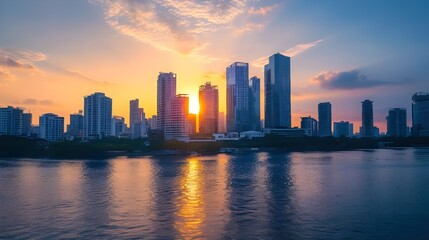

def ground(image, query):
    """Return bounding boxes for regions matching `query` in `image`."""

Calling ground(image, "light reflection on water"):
[1,148,429,239]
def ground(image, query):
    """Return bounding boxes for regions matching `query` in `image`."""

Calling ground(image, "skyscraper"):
[22,112,32,136]
[301,116,318,136]
[111,116,126,137]
[318,102,332,137]
[361,99,374,137]
[412,92,429,136]
[218,112,226,133]
[249,76,261,131]
[199,82,219,134]
[0,106,23,136]
[167,94,189,140]
[264,53,291,129]
[157,72,176,138]
[67,111,83,138]
[226,62,249,132]
[83,92,112,139]
[39,113,64,142]
[386,108,407,137]
[130,99,147,139]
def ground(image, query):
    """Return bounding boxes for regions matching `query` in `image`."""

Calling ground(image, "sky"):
[1,0,429,132]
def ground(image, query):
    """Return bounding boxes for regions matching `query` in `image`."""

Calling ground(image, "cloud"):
[41,62,107,84]
[16,99,54,106]
[234,23,264,37]
[0,68,15,81]
[248,4,279,16]
[311,69,396,90]
[253,39,323,67]
[92,0,249,55]
[0,49,46,71]
[203,71,225,81]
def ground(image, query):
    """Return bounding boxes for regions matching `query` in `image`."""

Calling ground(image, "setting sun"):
[189,94,200,115]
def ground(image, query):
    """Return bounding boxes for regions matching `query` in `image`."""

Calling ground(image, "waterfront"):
[1,148,429,239]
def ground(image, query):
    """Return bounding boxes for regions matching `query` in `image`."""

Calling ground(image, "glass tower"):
[264,53,291,129]
[318,102,332,137]
[226,62,249,132]
[412,92,429,136]
[361,99,374,137]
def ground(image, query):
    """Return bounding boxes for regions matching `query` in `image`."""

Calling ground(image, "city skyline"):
[1,1,429,131]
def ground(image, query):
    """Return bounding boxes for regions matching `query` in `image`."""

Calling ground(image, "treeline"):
[0,135,428,159]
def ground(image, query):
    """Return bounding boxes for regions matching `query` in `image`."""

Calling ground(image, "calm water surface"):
[1,148,429,239]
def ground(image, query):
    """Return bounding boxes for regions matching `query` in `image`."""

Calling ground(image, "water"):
[1,148,429,239]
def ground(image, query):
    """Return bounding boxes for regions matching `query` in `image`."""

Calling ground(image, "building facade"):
[361,99,374,137]
[386,108,407,137]
[412,92,429,136]
[318,102,332,137]
[334,121,354,137]
[264,53,291,129]
[39,113,64,142]
[226,62,249,132]
[111,116,126,137]
[130,99,147,139]
[0,106,23,136]
[22,113,32,136]
[199,82,219,134]
[157,72,176,138]
[67,111,83,138]
[83,92,112,139]
[301,116,318,136]
[167,94,189,140]
[249,76,261,131]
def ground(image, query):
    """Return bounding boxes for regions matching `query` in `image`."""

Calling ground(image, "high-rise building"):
[412,92,429,136]
[130,99,147,139]
[264,53,291,129]
[0,106,23,136]
[39,113,64,142]
[148,115,158,130]
[199,82,219,134]
[249,76,261,131]
[318,102,332,137]
[187,113,197,135]
[22,112,32,136]
[218,112,226,133]
[167,94,189,140]
[334,121,353,137]
[111,116,126,137]
[301,116,318,136]
[361,99,374,137]
[226,62,249,132]
[386,108,407,137]
[83,92,112,139]
[67,111,83,138]
[157,72,176,138]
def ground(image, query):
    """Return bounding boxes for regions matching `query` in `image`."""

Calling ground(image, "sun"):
[189,94,200,114]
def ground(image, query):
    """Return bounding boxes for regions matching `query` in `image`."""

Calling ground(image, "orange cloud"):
[248,4,279,16]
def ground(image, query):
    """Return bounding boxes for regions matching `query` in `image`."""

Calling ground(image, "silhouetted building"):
[386,108,407,137]
[111,116,125,137]
[226,62,249,132]
[83,92,112,139]
[249,76,261,131]
[318,102,332,137]
[130,99,147,139]
[301,116,318,136]
[334,121,353,137]
[187,113,197,135]
[157,72,176,139]
[412,92,429,136]
[67,111,83,138]
[22,112,32,136]
[39,113,64,142]
[361,99,374,137]
[199,82,218,134]
[0,106,23,136]
[264,53,291,129]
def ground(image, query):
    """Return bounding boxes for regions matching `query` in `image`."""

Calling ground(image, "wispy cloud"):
[0,49,46,71]
[234,23,264,37]
[252,39,324,67]
[14,98,54,106]
[0,68,15,81]
[248,4,279,16]
[203,71,225,81]
[92,0,251,56]
[42,62,107,84]
[311,69,397,90]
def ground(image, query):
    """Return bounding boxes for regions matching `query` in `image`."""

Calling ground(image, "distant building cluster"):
[1,53,428,142]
